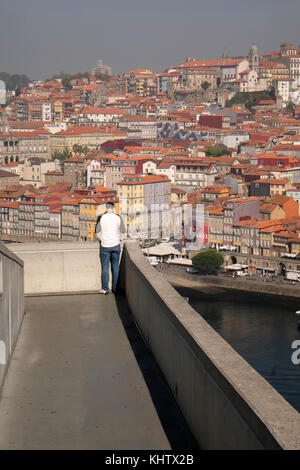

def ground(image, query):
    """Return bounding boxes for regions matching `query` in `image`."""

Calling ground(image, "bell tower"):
[0,110,9,134]
[249,44,259,73]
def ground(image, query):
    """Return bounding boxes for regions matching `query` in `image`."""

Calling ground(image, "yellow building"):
[54,101,63,122]
[79,194,119,241]
[50,126,126,154]
[259,61,289,86]
[207,208,224,248]
[259,227,274,257]
[290,236,300,255]
[117,174,171,238]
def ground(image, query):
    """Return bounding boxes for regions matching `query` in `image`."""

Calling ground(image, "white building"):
[91,59,112,77]
[76,106,127,126]
[42,103,52,122]
[221,59,249,85]
[119,117,158,139]
[43,122,68,134]
[0,162,23,178]
[21,160,60,188]
[275,79,291,104]
[174,163,217,188]
[86,159,103,187]
[220,132,250,150]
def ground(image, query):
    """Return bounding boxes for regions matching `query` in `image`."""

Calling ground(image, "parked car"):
[286,271,300,282]
[186,267,199,274]
[236,270,248,277]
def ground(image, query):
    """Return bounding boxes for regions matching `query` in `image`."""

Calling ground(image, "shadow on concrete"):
[115,294,200,451]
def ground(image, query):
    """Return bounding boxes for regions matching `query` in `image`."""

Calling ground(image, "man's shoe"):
[99,289,108,295]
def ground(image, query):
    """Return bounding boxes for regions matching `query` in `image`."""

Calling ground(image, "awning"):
[142,242,182,257]
[167,258,192,266]
[224,263,248,271]
[281,252,296,258]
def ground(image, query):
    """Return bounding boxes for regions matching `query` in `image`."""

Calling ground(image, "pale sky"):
[1,0,300,80]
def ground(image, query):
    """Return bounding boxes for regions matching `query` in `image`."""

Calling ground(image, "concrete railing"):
[10,242,101,295]
[119,241,300,450]
[0,243,24,390]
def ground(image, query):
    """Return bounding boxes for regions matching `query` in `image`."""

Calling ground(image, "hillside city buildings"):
[1,41,300,267]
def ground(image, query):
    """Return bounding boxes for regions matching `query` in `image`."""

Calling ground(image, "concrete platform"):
[0,293,198,450]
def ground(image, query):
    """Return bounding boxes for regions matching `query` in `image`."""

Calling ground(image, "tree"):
[73,144,89,155]
[192,250,224,274]
[226,90,275,109]
[201,81,210,90]
[286,101,295,115]
[51,148,72,161]
[0,72,30,91]
[94,73,111,81]
[205,145,231,157]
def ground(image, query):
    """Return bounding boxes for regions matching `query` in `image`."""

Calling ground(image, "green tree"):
[0,72,30,91]
[94,73,111,81]
[201,81,210,90]
[226,90,275,109]
[205,145,231,157]
[192,250,224,274]
[72,144,89,155]
[51,148,72,161]
[286,101,295,115]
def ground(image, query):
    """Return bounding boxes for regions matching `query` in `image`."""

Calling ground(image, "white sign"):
[0,340,6,365]
[291,340,300,365]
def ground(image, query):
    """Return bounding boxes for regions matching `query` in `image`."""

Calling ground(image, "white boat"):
[296,311,300,315]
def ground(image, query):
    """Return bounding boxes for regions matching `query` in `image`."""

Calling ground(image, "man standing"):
[95,202,125,295]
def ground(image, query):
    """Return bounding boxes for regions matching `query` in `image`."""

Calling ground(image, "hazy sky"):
[1,0,300,80]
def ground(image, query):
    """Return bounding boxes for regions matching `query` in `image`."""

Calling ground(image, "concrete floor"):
[0,293,198,450]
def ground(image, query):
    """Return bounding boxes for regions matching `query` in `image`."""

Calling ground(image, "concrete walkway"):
[0,294,197,450]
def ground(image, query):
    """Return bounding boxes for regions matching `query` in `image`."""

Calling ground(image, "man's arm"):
[119,215,126,236]
[95,218,102,240]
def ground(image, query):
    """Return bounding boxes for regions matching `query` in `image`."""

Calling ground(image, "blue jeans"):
[100,244,121,292]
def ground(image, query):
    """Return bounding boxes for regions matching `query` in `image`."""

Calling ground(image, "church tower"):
[222,48,230,64]
[0,110,9,134]
[249,44,259,73]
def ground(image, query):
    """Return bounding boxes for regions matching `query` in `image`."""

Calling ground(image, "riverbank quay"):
[161,265,300,306]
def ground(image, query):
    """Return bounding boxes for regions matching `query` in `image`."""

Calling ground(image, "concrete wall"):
[10,242,102,295]
[120,241,300,450]
[0,243,24,390]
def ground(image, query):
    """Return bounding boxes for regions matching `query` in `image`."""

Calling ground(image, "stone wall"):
[120,241,300,450]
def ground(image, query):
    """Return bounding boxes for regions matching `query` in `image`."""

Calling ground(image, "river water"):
[175,285,300,414]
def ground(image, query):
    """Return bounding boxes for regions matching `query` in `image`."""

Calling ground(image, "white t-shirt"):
[96,212,125,248]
